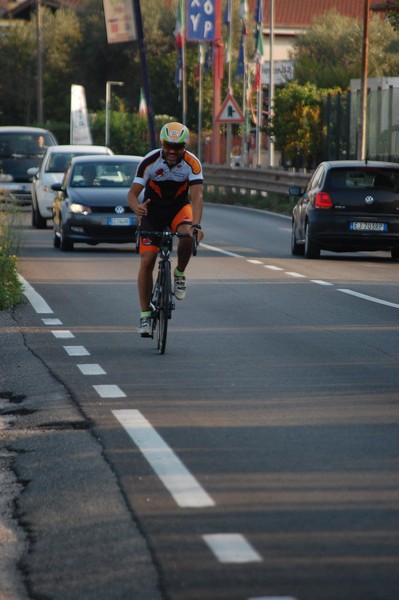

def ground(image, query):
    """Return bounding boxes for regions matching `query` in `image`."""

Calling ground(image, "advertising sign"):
[187,0,215,41]
[103,0,137,44]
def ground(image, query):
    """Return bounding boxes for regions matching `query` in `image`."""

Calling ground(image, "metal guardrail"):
[202,164,311,196]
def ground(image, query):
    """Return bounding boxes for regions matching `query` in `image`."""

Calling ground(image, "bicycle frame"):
[136,227,197,354]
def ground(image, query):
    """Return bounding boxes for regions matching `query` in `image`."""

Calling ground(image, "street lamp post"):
[105,81,124,147]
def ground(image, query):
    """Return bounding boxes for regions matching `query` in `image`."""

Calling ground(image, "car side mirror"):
[51,183,63,192]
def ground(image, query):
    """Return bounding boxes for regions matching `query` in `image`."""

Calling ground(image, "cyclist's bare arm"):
[128,182,150,217]
[189,183,204,241]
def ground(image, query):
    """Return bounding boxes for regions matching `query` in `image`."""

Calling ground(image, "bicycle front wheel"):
[157,261,171,354]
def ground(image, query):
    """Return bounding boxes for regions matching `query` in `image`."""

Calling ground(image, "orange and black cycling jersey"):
[133,148,203,216]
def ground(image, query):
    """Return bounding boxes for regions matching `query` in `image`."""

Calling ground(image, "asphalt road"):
[1,204,399,600]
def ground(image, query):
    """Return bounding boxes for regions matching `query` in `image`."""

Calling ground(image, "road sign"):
[215,93,245,123]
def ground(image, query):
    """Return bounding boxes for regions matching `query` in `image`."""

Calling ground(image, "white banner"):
[70,85,92,145]
[262,60,294,86]
[103,0,137,44]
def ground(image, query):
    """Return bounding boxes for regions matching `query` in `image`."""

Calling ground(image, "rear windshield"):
[0,131,55,158]
[328,168,399,191]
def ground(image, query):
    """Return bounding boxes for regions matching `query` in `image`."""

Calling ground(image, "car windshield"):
[0,132,54,158]
[329,168,399,191]
[70,161,139,187]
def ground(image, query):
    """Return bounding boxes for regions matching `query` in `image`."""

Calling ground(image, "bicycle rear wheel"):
[157,261,171,354]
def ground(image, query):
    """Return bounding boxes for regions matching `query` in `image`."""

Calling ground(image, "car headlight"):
[0,174,13,182]
[69,203,92,215]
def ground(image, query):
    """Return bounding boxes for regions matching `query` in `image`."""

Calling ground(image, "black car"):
[0,126,57,204]
[290,160,399,259]
[52,155,141,251]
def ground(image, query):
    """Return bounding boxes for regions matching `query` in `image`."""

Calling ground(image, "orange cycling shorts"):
[139,204,193,254]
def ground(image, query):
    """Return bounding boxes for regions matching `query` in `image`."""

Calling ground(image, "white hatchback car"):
[29,144,113,228]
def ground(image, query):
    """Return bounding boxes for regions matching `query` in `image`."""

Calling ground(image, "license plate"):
[107,217,133,226]
[349,222,387,232]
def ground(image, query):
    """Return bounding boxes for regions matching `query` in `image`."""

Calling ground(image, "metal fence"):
[323,84,399,163]
[203,164,311,196]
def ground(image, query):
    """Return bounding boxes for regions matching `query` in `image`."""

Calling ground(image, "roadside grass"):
[204,188,293,216]
[0,204,23,310]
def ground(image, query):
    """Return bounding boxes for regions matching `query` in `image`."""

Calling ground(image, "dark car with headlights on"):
[52,155,141,251]
[290,160,399,259]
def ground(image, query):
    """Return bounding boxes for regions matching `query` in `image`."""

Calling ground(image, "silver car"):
[29,144,113,228]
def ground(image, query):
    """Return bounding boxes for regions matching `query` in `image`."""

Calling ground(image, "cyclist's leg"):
[171,205,193,300]
[137,220,160,334]
[171,205,193,273]
[138,249,157,311]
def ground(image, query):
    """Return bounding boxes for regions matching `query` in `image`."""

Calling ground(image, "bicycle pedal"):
[140,332,152,338]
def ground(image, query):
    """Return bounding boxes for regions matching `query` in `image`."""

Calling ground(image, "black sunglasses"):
[162,142,185,151]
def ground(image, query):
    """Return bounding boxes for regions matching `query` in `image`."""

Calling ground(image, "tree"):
[0,21,36,123]
[292,9,399,90]
[269,81,333,169]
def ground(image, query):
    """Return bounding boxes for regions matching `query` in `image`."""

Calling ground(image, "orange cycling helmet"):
[160,122,189,145]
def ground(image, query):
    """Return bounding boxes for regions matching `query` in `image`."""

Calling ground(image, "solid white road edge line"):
[18,274,53,314]
[202,533,262,564]
[112,409,215,508]
[338,288,399,309]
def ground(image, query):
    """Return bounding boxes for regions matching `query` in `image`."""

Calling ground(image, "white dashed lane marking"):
[284,271,306,278]
[52,330,74,339]
[77,364,106,376]
[94,385,126,398]
[112,409,215,508]
[63,346,90,356]
[42,318,63,325]
[310,279,333,286]
[203,533,262,564]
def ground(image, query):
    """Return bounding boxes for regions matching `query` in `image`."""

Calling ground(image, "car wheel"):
[31,203,36,227]
[291,221,305,256]
[52,224,60,249]
[31,198,47,229]
[391,248,399,260]
[60,223,73,252]
[304,222,320,259]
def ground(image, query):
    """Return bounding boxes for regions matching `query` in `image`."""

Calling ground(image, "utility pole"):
[105,81,124,147]
[212,0,222,164]
[358,0,371,159]
[36,0,44,123]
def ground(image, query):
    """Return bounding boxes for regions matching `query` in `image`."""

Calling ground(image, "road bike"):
[135,228,198,354]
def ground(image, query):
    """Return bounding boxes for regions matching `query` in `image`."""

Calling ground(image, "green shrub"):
[0,208,23,310]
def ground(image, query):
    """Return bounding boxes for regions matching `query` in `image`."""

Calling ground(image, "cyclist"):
[127,122,204,336]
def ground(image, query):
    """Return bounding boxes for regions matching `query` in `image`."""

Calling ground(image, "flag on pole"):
[254,0,264,92]
[235,23,246,78]
[239,0,248,21]
[223,0,232,65]
[174,0,184,92]
[139,87,147,118]
[204,44,213,76]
